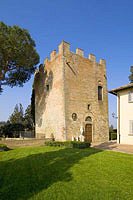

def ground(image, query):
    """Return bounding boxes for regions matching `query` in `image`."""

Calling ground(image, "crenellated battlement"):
[99,59,106,65]
[76,48,84,57]
[89,54,96,62]
[44,57,49,65]
[58,40,70,55]
[44,40,106,65]
[50,50,56,61]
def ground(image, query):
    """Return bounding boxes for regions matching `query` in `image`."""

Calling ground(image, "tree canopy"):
[0,22,40,92]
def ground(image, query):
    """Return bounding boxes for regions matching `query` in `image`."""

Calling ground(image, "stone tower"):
[34,41,109,142]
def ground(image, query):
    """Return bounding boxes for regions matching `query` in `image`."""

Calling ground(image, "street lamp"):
[112,112,118,119]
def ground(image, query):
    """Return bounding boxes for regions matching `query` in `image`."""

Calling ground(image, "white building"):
[109,83,133,145]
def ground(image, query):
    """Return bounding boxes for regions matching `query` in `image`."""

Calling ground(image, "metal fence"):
[4,130,35,139]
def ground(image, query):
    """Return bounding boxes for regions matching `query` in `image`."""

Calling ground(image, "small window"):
[129,120,133,135]
[85,116,92,122]
[46,84,49,92]
[98,86,103,101]
[88,104,90,110]
[72,113,77,121]
[128,91,133,103]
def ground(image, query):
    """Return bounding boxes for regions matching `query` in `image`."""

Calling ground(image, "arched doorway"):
[84,116,92,142]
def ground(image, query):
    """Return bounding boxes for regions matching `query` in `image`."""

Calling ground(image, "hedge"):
[45,141,91,149]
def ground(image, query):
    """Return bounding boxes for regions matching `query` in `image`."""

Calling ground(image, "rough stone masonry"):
[34,41,109,142]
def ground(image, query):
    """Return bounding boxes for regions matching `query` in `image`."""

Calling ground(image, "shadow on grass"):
[0,147,102,200]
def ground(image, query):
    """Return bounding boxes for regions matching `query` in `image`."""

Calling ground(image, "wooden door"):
[84,124,92,142]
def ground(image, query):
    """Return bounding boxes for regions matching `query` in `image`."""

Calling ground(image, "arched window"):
[98,86,103,101]
[85,116,92,123]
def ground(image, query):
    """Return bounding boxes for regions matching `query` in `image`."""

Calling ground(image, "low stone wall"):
[0,138,45,148]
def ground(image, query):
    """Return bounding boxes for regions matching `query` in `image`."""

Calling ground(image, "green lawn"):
[0,146,133,200]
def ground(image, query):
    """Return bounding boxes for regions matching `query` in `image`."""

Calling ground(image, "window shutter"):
[129,92,131,102]
[129,120,133,134]
[132,92,133,101]
[128,91,133,102]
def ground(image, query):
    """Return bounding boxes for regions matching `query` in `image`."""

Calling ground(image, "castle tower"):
[34,41,109,142]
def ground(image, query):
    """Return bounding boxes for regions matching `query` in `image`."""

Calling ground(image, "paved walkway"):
[92,141,133,154]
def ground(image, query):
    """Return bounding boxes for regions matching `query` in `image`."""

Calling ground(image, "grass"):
[0,146,133,200]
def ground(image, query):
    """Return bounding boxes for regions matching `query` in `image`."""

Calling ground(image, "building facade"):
[34,41,109,142]
[109,83,133,145]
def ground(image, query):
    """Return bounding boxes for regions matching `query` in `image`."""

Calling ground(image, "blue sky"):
[0,0,133,127]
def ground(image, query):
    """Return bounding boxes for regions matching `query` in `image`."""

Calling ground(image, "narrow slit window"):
[46,84,49,92]
[98,86,103,101]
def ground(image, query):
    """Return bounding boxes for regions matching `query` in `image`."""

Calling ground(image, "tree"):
[0,22,40,93]
[0,103,34,138]
[0,121,6,127]
[9,103,24,124]
[109,124,114,133]
[0,123,25,138]
[31,89,35,125]
[129,66,133,83]
[24,104,34,130]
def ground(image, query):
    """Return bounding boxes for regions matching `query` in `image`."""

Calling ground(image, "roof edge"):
[109,83,133,95]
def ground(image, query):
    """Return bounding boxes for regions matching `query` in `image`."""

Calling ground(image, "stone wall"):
[62,42,109,142]
[0,139,45,148]
[34,49,66,140]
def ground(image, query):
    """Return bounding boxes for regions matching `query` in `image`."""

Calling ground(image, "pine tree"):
[0,22,40,93]
[24,105,33,130]
[9,103,24,124]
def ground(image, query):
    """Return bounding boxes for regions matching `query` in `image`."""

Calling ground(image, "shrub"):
[45,141,90,149]
[109,132,117,140]
[50,133,55,141]
[45,141,72,147]
[0,144,10,151]
[0,123,25,138]
[71,141,90,149]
